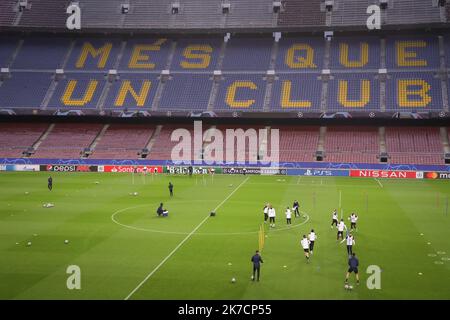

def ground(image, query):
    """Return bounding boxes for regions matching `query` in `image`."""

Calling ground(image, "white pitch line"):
[374,178,383,188]
[124,176,250,300]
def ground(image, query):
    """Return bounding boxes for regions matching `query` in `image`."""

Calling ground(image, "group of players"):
[262,200,301,228]
[260,202,360,285]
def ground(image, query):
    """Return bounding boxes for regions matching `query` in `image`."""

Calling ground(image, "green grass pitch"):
[1,172,449,300]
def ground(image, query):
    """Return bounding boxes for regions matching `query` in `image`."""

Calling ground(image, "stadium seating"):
[385,72,442,111]
[92,124,154,159]
[384,0,442,25]
[327,73,380,111]
[222,38,273,71]
[0,34,449,113]
[79,0,125,28]
[271,74,322,111]
[385,36,440,70]
[149,125,196,161]
[0,0,445,30]
[275,37,325,71]
[225,0,275,28]
[277,126,319,162]
[385,127,443,164]
[0,122,48,157]
[324,127,379,163]
[329,37,380,70]
[119,38,172,71]
[11,38,71,70]
[170,0,223,29]
[65,39,122,71]
[278,0,325,27]
[32,123,103,159]
[103,73,160,110]
[47,73,107,109]
[18,0,68,28]
[159,74,213,111]
[0,1,17,27]
[0,37,18,67]
[213,125,266,163]
[0,72,52,108]
[330,0,373,27]
[171,38,221,71]
[215,74,267,111]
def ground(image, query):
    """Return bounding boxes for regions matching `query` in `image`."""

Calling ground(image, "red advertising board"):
[349,170,421,179]
[425,171,450,179]
[99,165,163,173]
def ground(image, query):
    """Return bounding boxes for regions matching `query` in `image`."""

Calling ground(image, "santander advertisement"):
[98,165,163,173]
[350,170,423,179]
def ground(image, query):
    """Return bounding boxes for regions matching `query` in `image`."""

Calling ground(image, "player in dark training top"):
[168,182,174,197]
[251,250,264,281]
[48,176,53,191]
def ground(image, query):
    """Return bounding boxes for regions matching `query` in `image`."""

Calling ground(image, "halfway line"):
[124,176,250,300]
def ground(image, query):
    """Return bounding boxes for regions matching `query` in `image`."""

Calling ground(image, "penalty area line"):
[124,176,250,300]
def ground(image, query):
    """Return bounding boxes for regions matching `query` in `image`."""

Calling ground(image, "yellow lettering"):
[285,44,317,69]
[339,43,369,68]
[129,39,167,69]
[61,80,98,106]
[226,81,257,108]
[76,43,112,69]
[180,45,213,69]
[338,80,370,108]
[114,80,151,107]
[396,41,427,67]
[398,79,431,107]
[281,81,311,108]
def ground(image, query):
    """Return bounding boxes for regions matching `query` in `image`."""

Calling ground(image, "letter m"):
[76,42,112,69]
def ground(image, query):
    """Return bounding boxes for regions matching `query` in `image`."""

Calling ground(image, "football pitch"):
[1,172,449,300]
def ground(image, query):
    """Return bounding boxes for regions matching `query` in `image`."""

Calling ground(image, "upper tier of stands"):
[0,0,447,30]
[1,34,449,113]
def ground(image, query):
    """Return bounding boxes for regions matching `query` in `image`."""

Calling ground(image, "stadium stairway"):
[379,127,387,155]
[440,127,450,154]
[83,124,110,158]
[317,126,326,158]
[141,125,162,158]
[27,123,55,157]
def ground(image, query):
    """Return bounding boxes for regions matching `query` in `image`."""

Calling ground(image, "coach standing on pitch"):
[168,182,174,197]
[345,253,360,286]
[251,250,263,282]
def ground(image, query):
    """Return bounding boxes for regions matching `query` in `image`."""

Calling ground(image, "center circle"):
[111,200,310,236]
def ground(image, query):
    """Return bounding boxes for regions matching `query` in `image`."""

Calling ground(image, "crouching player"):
[157,203,169,217]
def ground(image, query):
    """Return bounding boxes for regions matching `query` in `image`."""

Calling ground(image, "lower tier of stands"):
[0,123,447,165]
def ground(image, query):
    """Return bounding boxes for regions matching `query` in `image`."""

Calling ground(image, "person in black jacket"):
[168,182,174,197]
[345,253,360,285]
[251,250,264,282]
